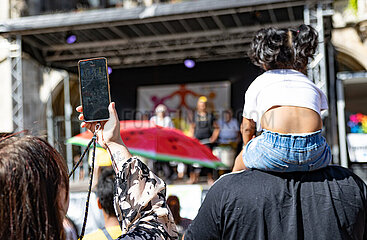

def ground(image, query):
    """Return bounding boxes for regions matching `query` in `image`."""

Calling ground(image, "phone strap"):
[68,123,101,240]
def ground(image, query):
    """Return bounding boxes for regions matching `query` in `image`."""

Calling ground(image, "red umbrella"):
[67,120,224,169]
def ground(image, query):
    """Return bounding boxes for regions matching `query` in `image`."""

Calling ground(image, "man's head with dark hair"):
[96,167,115,216]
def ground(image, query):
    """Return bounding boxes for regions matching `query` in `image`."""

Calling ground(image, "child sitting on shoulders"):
[233,24,331,172]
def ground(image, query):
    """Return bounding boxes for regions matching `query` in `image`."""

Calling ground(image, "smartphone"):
[78,57,111,122]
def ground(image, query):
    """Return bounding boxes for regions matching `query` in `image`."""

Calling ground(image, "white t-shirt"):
[150,116,174,128]
[242,69,328,131]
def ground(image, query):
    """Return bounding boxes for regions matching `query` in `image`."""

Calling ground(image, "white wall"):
[0,0,9,20]
[0,39,13,133]
[0,0,13,133]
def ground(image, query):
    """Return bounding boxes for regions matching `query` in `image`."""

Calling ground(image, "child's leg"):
[232,149,248,172]
[242,132,290,172]
[233,136,262,172]
[298,140,332,171]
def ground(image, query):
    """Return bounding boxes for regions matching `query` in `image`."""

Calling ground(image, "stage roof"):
[0,0,331,71]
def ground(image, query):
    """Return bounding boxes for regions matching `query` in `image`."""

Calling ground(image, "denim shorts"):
[242,129,331,172]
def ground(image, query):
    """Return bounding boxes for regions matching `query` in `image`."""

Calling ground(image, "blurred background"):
[1,0,367,237]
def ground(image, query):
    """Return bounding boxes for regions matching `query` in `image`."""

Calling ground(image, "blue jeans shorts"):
[242,129,331,172]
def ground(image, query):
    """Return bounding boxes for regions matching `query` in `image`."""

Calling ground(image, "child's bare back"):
[261,106,322,134]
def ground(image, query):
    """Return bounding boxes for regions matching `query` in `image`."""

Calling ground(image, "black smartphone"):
[78,57,111,122]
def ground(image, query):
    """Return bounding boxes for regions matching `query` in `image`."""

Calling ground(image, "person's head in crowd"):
[167,195,181,225]
[96,167,116,218]
[196,96,208,112]
[223,109,233,123]
[0,135,69,239]
[155,104,168,119]
[167,195,192,236]
[248,24,318,74]
[83,166,121,240]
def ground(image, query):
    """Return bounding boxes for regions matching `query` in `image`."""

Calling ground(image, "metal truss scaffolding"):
[8,35,23,133]
[304,2,338,164]
[304,3,333,102]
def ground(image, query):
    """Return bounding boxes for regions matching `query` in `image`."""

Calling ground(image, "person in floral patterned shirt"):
[77,102,178,240]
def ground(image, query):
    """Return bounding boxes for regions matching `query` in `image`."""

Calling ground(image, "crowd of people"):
[148,97,241,184]
[1,24,367,240]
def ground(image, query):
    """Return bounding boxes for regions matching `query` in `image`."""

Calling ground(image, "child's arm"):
[232,117,255,172]
[241,117,256,146]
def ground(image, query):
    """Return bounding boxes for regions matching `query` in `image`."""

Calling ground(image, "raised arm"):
[77,102,132,173]
[77,103,178,239]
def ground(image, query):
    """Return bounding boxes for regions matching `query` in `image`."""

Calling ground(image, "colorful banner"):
[347,113,367,133]
[137,81,231,115]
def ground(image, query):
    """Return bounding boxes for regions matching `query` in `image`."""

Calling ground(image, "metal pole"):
[327,43,339,164]
[15,35,23,132]
[63,72,73,175]
[317,4,328,96]
[9,35,23,132]
[303,4,310,25]
[303,4,316,85]
[336,79,348,168]
[46,94,54,146]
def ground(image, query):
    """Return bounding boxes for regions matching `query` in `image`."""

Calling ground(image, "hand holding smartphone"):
[78,57,111,122]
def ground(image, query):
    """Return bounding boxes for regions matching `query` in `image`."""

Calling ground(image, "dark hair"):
[0,135,69,240]
[96,167,116,216]
[248,24,318,71]
[167,195,181,225]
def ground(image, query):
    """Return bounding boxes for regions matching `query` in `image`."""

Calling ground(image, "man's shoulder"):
[195,166,367,240]
[213,165,366,192]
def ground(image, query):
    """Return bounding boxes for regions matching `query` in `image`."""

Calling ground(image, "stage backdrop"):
[137,81,231,116]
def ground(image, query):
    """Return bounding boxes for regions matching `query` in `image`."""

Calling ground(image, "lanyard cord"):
[68,136,94,178]
[104,143,117,173]
[79,133,96,239]
[68,123,101,240]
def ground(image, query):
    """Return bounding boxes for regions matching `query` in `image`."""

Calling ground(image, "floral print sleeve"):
[114,157,178,240]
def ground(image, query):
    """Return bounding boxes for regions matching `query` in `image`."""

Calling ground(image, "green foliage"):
[347,0,358,15]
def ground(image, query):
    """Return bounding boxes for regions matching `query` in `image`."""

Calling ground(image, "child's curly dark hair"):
[248,24,318,72]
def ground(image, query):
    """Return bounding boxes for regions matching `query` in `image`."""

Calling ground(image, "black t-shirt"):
[185,166,367,240]
[194,112,215,140]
